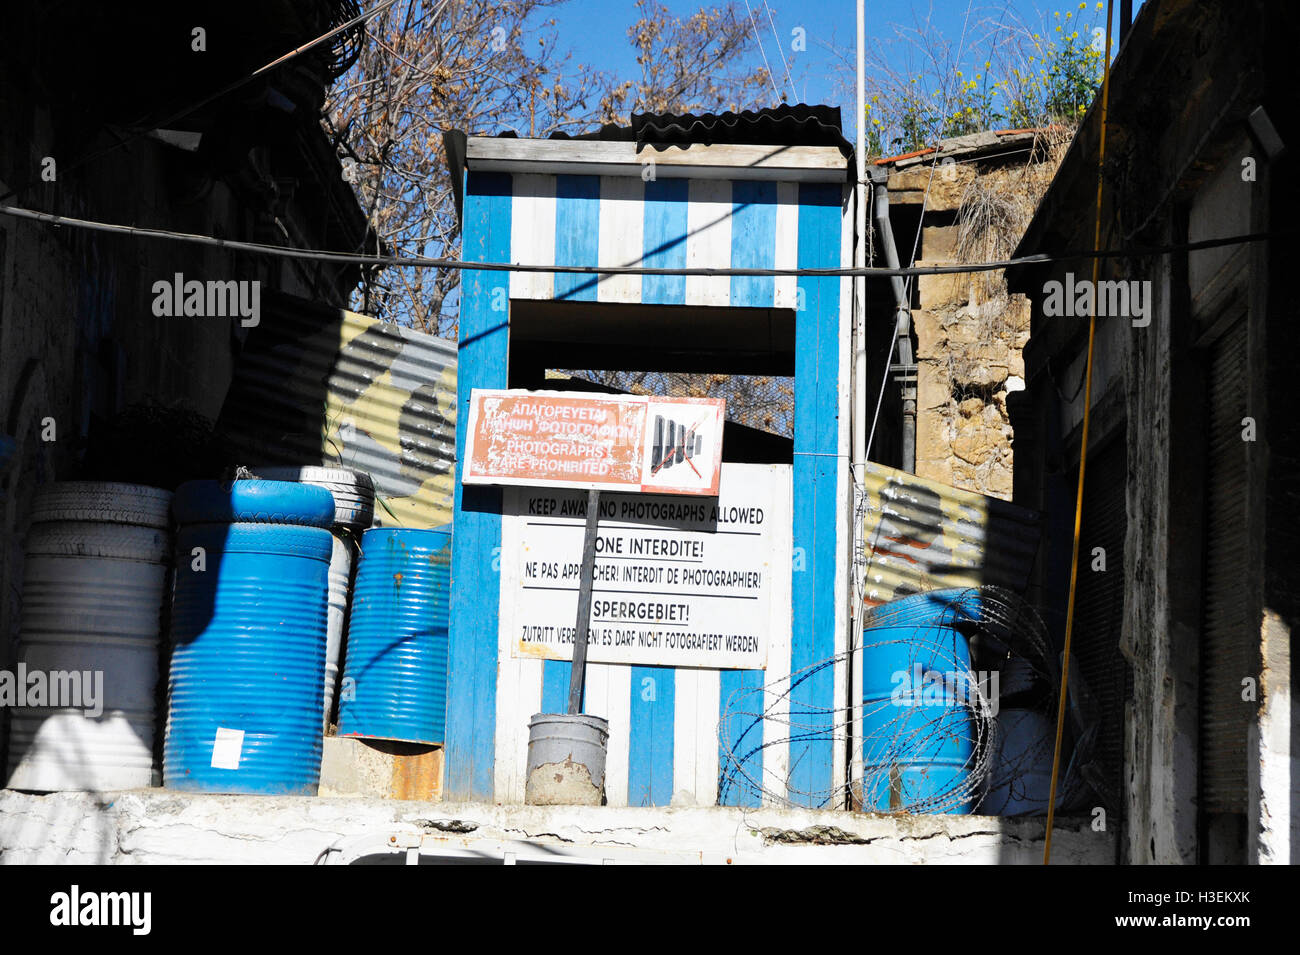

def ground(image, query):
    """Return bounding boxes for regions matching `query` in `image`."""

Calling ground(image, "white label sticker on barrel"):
[211,727,244,770]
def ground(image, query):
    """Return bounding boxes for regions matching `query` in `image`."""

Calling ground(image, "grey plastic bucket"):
[525,713,610,806]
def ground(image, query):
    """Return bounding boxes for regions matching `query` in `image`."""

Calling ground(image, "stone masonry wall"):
[887,152,1054,501]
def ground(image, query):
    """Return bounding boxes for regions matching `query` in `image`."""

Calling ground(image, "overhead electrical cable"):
[742,0,784,103]
[761,0,799,105]
[0,204,1284,279]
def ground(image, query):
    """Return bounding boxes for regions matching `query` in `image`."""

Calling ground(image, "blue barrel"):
[172,479,336,527]
[164,522,332,795]
[338,527,451,744]
[860,588,981,814]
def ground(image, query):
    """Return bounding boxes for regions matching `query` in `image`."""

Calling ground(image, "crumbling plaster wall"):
[0,789,1117,865]
[1118,237,1195,864]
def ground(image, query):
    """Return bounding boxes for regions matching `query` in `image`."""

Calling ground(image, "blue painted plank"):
[446,170,512,801]
[641,178,689,305]
[805,183,844,455]
[554,175,601,301]
[804,186,844,812]
[624,180,691,806]
[786,181,842,807]
[541,659,573,715]
[718,668,764,807]
[628,666,675,806]
[730,180,777,308]
[717,180,780,808]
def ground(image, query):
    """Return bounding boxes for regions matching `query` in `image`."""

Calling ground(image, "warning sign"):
[499,464,791,669]
[463,389,724,496]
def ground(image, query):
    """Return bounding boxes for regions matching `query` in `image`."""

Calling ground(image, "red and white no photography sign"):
[463,389,724,496]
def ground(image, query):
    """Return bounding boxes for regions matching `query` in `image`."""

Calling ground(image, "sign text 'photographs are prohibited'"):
[462,389,725,497]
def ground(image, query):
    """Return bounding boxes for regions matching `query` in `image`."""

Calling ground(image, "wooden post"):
[567,488,601,715]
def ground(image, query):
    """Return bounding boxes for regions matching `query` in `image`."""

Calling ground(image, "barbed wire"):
[719,585,1092,815]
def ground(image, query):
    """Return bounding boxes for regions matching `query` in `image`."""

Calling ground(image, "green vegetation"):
[866,3,1108,158]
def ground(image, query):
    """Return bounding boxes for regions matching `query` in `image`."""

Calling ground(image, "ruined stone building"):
[865,129,1066,501]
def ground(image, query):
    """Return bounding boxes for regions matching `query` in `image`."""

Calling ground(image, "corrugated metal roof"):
[525,104,853,156]
[635,105,850,154]
[859,462,1041,607]
[872,128,1049,167]
[217,295,456,529]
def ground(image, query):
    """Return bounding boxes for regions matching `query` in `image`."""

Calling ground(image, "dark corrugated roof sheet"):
[504,104,853,157]
[634,105,851,154]
[873,128,1047,167]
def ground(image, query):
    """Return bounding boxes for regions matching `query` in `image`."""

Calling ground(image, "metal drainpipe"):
[867,165,917,473]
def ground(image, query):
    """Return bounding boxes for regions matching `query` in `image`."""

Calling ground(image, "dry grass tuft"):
[954,126,1074,316]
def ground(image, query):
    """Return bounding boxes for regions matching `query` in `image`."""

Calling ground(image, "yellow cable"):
[1043,0,1115,865]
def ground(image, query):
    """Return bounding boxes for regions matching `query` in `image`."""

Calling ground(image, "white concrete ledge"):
[0,789,1114,865]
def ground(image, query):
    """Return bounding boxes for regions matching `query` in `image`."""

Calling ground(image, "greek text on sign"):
[500,464,791,669]
[463,389,724,496]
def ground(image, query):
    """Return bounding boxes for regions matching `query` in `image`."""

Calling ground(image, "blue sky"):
[543,0,1136,142]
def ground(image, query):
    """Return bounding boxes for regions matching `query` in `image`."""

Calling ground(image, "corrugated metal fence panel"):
[1200,325,1252,815]
[218,302,457,529]
[859,462,1042,607]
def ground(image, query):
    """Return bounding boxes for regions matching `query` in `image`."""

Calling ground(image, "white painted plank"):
[774,181,800,310]
[511,660,544,803]
[833,183,854,808]
[597,176,644,304]
[695,670,721,806]
[510,173,556,301]
[603,664,632,807]
[762,464,794,806]
[584,662,609,722]
[845,183,864,802]
[685,178,732,307]
[494,614,525,800]
[673,668,723,807]
[494,519,520,803]
[672,668,699,805]
[469,138,849,181]
[495,507,544,804]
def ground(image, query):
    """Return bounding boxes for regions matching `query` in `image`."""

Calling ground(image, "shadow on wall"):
[2,300,349,821]
[216,292,458,530]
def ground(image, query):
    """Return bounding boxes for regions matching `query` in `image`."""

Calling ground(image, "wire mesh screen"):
[553,370,795,438]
